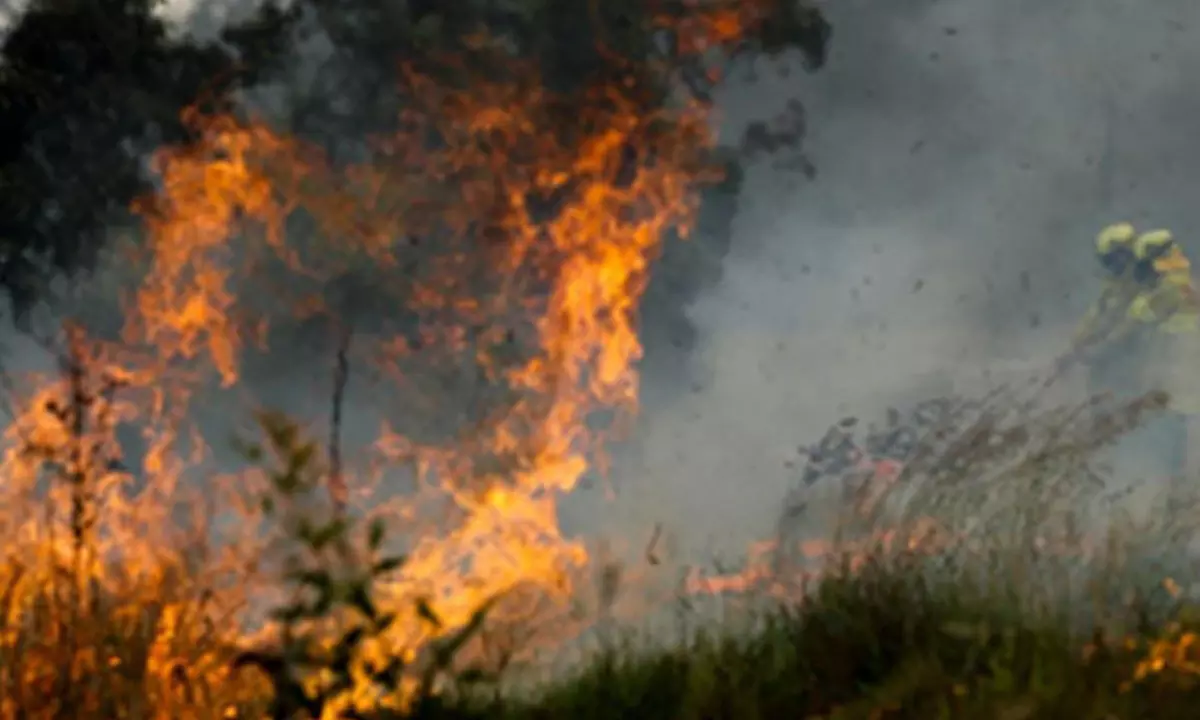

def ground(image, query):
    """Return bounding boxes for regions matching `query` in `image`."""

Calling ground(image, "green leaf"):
[416,598,443,629]
[431,596,498,669]
[287,568,331,591]
[270,603,307,624]
[258,409,297,451]
[373,656,406,686]
[288,441,316,476]
[232,435,264,463]
[371,555,407,576]
[455,664,495,685]
[368,518,386,550]
[273,469,302,495]
[347,582,377,621]
[329,627,366,677]
[310,518,349,551]
[311,588,335,618]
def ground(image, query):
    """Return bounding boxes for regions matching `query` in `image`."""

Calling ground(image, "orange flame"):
[0,7,781,712]
[22,55,721,708]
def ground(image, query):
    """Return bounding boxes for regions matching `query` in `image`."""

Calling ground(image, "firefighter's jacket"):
[1071,274,1147,401]
[1128,246,1200,413]
[1073,276,1143,348]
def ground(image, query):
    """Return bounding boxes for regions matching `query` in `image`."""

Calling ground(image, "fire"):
[0,46,730,716]
[684,519,957,600]
[0,3,811,713]
[157,84,708,699]
[659,0,776,55]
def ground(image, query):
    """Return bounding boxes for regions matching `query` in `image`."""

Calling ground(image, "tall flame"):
[2,57,717,709]
[0,5,797,712]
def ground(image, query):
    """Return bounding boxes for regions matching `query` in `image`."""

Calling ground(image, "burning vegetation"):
[2,1,1200,718]
[0,1,835,716]
[5,54,708,720]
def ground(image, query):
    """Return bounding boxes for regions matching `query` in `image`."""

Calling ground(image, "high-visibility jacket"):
[1127,244,1200,413]
[1074,222,1144,347]
[1074,227,1198,399]
[1072,275,1145,349]
[1128,244,1199,328]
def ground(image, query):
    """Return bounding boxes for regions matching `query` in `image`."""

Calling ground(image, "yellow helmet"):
[1096,222,1136,254]
[1133,229,1175,259]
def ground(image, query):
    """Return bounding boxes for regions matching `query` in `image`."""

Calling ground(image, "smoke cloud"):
[597,0,1200,564]
[2,0,1199,617]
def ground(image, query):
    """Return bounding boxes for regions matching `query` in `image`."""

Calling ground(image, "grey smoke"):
[592,0,1200,565]
[2,0,1198,602]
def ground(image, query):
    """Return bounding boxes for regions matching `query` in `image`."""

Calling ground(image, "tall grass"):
[2,345,1200,717]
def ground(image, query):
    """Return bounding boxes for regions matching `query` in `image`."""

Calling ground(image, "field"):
[0,12,1191,716]
[474,559,1200,720]
[3,371,1200,719]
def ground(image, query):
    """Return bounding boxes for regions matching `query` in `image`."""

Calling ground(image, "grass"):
[16,47,1182,715]
[3,346,1200,718]
[13,537,1200,719]
[482,561,1200,720]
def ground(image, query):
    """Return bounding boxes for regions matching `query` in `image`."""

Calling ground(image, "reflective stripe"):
[1156,254,1191,273]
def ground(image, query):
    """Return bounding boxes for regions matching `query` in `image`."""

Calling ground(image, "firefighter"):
[1127,229,1200,478]
[1068,222,1149,402]
[1129,229,1196,327]
[1075,223,1140,335]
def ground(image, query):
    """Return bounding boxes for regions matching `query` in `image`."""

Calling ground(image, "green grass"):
[427,556,1200,720]
[7,388,1200,718]
[12,542,1200,719]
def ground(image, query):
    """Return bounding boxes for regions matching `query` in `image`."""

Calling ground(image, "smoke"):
[597,0,1200,564]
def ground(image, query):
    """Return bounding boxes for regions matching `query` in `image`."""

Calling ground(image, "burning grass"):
[470,557,1200,720]
[0,4,1196,716]
[4,339,1200,718]
[0,11,733,715]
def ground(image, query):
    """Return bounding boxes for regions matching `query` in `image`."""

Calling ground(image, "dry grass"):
[0,341,1196,718]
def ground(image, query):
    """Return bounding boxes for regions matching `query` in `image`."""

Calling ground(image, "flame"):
[0,54,722,714]
[684,453,1104,604]
[657,0,778,55]
[0,6,794,713]
[127,82,712,699]
[683,518,957,600]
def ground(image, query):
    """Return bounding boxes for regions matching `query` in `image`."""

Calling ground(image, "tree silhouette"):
[0,0,830,325]
[0,0,296,320]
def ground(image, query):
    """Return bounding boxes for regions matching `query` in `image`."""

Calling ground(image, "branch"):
[328,321,353,512]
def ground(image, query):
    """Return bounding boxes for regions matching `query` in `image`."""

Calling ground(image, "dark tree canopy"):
[273,1,831,154]
[0,0,296,319]
[0,0,830,321]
